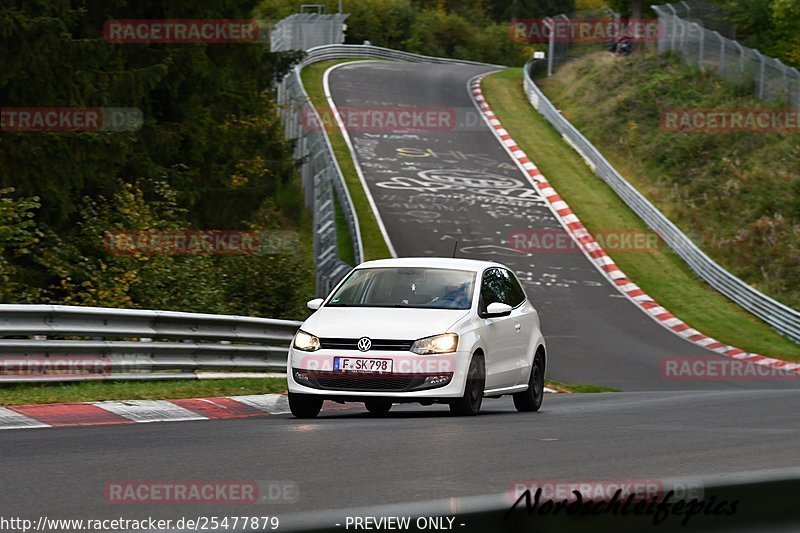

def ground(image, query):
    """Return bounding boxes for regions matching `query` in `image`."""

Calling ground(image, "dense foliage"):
[0,0,314,319]
[256,0,574,65]
[606,0,800,68]
[541,52,800,308]
[710,0,800,68]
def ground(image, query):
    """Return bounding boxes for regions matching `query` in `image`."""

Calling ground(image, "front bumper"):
[287,347,470,399]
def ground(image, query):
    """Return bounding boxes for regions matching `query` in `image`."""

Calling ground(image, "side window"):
[480,268,527,311]
[504,269,527,307]
[480,268,509,309]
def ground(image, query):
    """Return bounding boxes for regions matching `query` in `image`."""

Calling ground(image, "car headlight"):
[293,329,320,352]
[410,333,458,355]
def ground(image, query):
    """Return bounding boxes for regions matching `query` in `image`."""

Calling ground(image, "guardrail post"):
[678,17,686,56]
[735,41,745,81]
[545,18,555,77]
[696,23,704,67]
[778,59,788,105]
[180,338,194,373]
[667,4,678,53]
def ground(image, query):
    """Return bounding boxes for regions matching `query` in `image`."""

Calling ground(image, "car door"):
[478,268,519,390]
[503,269,536,387]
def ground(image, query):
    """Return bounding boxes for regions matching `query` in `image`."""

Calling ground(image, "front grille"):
[314,371,414,391]
[318,338,414,351]
[294,368,452,392]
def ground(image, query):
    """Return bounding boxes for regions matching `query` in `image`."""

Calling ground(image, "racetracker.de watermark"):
[660,356,800,381]
[302,107,456,133]
[104,19,267,43]
[300,105,497,133]
[509,479,704,502]
[0,356,111,380]
[104,480,298,505]
[509,229,663,254]
[1,108,143,132]
[661,108,800,133]
[509,18,662,43]
[103,230,298,255]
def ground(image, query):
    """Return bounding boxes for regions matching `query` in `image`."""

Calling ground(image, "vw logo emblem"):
[357,337,372,352]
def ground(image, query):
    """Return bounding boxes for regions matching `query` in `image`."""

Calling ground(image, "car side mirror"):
[485,302,512,318]
[307,298,324,311]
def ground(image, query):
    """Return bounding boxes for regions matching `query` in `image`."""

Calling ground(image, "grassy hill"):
[538,52,800,311]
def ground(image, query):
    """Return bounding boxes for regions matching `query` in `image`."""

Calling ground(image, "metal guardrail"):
[298,44,501,67]
[275,44,499,295]
[0,305,301,382]
[270,13,349,52]
[276,62,360,296]
[523,61,800,344]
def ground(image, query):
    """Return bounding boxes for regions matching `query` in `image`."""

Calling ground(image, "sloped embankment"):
[539,52,800,310]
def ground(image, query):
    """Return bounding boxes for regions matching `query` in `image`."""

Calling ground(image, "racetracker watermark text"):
[509,18,662,43]
[509,229,663,254]
[660,356,800,381]
[1,108,143,132]
[661,108,800,133]
[0,515,279,532]
[103,230,297,255]
[104,19,266,43]
[104,480,298,505]
[0,356,111,380]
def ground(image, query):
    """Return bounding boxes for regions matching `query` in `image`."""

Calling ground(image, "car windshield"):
[326,267,475,309]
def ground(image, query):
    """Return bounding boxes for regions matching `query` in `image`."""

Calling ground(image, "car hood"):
[301,307,471,340]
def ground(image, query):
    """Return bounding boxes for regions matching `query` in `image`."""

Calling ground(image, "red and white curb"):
[0,394,343,431]
[0,390,561,430]
[468,75,800,375]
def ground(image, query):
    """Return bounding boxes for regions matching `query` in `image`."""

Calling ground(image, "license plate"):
[333,356,393,373]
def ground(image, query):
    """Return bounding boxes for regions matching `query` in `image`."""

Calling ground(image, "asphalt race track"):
[2,390,800,522]
[1,61,798,528]
[324,61,797,393]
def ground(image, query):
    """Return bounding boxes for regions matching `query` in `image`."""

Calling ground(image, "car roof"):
[354,257,504,272]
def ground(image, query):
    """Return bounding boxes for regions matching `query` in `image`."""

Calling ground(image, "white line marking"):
[324,61,397,258]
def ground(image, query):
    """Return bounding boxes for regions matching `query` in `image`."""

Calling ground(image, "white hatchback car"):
[287,258,547,418]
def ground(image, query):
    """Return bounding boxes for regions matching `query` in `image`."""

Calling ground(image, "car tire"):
[450,354,485,416]
[513,351,544,412]
[288,392,323,419]
[364,400,392,417]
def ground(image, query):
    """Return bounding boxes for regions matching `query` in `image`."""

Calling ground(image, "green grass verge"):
[301,59,392,261]
[0,378,288,406]
[547,380,620,393]
[481,68,800,362]
[0,376,609,405]
[332,192,356,265]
